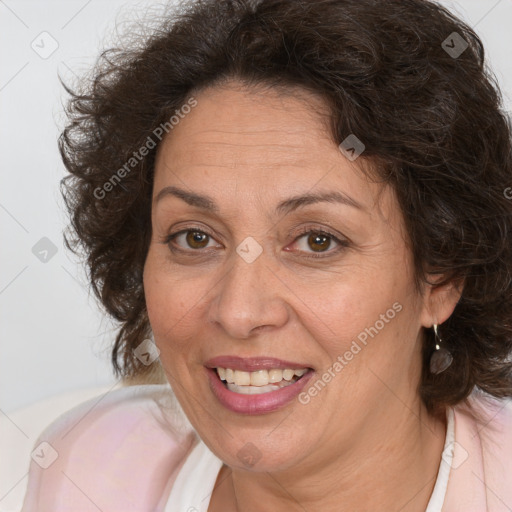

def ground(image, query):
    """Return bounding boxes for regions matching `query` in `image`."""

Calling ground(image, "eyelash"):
[161,225,349,260]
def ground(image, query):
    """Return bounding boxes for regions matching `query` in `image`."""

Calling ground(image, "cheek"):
[143,253,193,350]
[143,249,221,369]
[299,272,398,345]
[312,273,417,377]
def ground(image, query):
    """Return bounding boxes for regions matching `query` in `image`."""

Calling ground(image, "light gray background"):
[1,0,511,413]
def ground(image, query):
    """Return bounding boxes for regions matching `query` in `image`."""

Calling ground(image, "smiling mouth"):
[215,367,311,395]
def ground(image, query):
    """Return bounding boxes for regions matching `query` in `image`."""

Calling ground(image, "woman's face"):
[143,81,450,472]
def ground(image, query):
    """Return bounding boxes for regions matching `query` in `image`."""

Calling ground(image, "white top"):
[165,407,455,511]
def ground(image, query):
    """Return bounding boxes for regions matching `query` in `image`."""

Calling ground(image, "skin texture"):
[143,80,462,511]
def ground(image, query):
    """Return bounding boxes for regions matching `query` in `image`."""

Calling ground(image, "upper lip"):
[204,356,313,372]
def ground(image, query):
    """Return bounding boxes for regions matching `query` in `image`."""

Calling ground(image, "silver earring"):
[429,324,453,374]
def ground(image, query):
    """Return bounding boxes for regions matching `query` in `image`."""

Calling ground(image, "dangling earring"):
[429,324,453,374]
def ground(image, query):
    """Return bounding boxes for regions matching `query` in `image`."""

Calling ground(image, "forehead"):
[152,81,391,221]
[158,83,331,166]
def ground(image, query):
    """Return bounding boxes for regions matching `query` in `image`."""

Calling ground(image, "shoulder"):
[21,384,197,512]
[454,389,512,449]
[449,389,512,510]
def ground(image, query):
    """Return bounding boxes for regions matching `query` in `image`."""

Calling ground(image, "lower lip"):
[205,367,315,415]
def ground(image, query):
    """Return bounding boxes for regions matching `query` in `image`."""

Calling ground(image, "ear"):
[419,274,464,328]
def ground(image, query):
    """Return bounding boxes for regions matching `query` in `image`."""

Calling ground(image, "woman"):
[21,0,512,510]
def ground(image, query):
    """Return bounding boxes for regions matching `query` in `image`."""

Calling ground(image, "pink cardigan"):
[20,385,512,511]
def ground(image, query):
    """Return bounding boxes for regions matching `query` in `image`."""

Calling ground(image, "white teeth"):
[234,370,251,386]
[283,369,295,381]
[250,370,268,386]
[268,369,283,383]
[215,367,309,388]
[226,381,291,394]
[225,368,235,384]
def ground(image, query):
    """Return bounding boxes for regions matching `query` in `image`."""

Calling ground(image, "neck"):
[210,401,447,512]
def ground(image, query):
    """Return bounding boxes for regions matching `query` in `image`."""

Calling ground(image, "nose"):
[207,249,290,339]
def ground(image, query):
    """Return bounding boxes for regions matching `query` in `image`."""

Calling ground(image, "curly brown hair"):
[59,0,512,412]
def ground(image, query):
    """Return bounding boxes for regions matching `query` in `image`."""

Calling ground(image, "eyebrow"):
[154,185,365,215]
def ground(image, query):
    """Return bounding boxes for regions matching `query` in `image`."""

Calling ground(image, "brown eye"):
[291,228,349,259]
[306,232,332,252]
[165,229,217,252]
[185,230,210,249]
